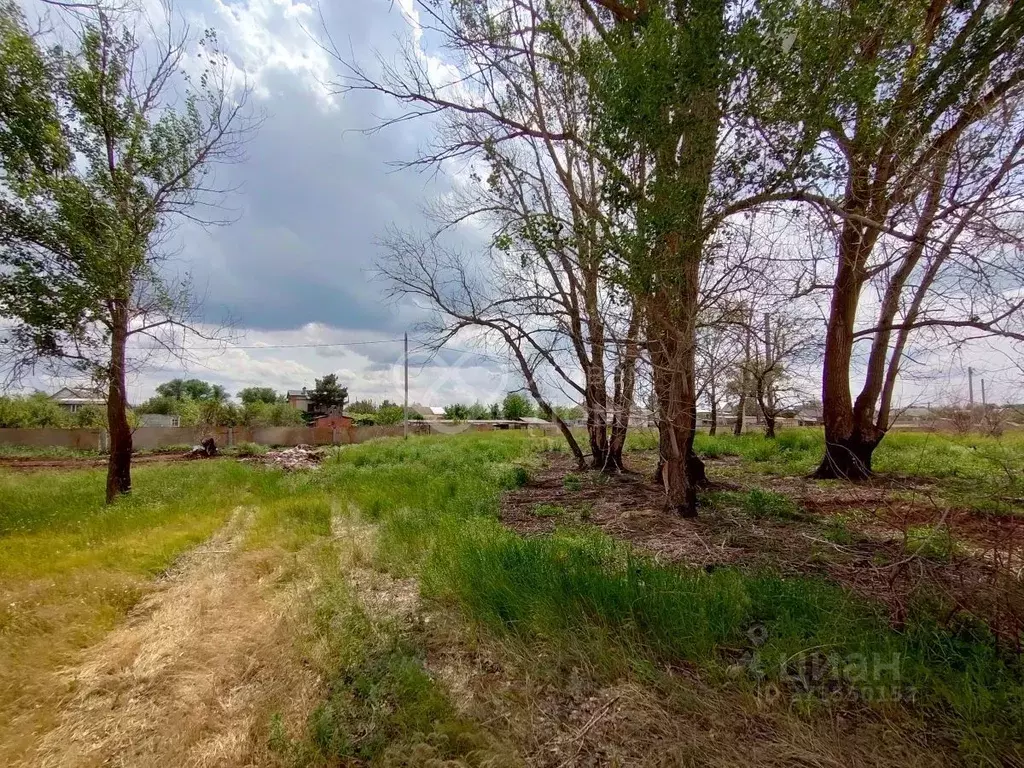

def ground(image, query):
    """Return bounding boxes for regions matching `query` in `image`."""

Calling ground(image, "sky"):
[21,0,526,408]
[17,0,1023,409]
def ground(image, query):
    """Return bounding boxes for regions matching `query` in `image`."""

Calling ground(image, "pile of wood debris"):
[247,445,326,471]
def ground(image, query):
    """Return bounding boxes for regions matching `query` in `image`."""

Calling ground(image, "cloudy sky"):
[20,0,1021,409]
[22,0,527,408]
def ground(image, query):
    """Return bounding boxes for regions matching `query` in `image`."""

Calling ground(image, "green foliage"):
[822,515,855,545]
[562,473,582,492]
[531,503,565,518]
[376,402,405,426]
[236,386,280,405]
[347,399,377,414]
[905,525,963,562]
[155,379,226,402]
[742,489,801,520]
[501,392,535,420]
[443,403,470,421]
[234,441,267,458]
[0,393,76,428]
[467,401,491,420]
[309,374,348,416]
[552,403,584,422]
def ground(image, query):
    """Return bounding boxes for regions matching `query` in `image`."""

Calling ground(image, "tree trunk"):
[815,212,881,480]
[607,306,641,473]
[650,319,699,517]
[764,413,776,439]
[708,379,718,436]
[106,308,132,503]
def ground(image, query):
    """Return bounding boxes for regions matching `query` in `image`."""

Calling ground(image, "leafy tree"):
[239,400,304,427]
[553,404,584,422]
[237,387,281,405]
[467,402,490,420]
[502,393,536,420]
[309,373,348,416]
[444,403,470,421]
[0,393,69,427]
[375,402,405,425]
[0,3,253,502]
[156,379,226,402]
[348,399,377,414]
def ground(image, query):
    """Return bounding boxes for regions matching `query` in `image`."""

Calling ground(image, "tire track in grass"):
[30,507,320,768]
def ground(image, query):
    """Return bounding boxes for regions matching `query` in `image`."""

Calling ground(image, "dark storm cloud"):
[171,0,457,334]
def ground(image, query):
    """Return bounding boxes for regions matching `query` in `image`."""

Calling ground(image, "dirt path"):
[28,508,318,768]
[0,453,209,472]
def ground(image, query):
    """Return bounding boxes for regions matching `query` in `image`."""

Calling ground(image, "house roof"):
[286,389,310,398]
[412,405,446,417]
[51,386,105,404]
[518,416,551,424]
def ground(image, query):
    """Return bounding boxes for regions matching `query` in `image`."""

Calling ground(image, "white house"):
[50,386,105,413]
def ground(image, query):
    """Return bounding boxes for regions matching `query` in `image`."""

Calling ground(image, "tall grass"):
[309,433,1024,760]
[5,431,1024,761]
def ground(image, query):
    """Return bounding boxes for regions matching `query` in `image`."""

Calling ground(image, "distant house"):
[286,388,314,413]
[518,416,551,426]
[50,386,105,413]
[411,405,446,421]
[313,412,354,430]
[796,405,823,426]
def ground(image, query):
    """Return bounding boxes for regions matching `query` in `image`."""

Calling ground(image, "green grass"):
[689,429,1024,513]
[4,431,1024,763]
[0,443,100,459]
[905,525,964,562]
[742,489,802,519]
[0,460,286,763]
[306,433,1023,761]
[271,559,510,767]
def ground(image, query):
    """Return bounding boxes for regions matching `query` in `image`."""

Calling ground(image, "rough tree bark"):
[105,302,133,503]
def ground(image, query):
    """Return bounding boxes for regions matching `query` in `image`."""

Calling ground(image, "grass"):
[4,430,1024,763]
[0,461,278,762]
[0,443,100,459]
[687,428,1024,513]
[905,524,964,562]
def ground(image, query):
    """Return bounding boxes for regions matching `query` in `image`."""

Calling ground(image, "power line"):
[183,337,406,351]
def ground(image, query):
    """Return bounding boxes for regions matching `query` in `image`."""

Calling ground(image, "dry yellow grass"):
[26,509,320,768]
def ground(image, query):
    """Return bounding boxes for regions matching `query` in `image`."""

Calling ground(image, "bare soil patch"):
[0,453,217,472]
[27,508,319,768]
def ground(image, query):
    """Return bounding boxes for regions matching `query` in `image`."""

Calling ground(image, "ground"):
[1,430,1022,766]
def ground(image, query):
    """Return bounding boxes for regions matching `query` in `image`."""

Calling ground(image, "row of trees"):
[440,392,582,421]
[337,0,1024,515]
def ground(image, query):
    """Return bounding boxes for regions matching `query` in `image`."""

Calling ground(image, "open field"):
[1,430,1022,766]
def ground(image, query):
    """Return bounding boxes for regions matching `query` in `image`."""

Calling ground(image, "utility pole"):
[403,332,409,440]
[981,378,987,407]
[968,366,975,407]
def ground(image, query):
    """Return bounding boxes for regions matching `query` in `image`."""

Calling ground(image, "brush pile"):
[249,445,325,471]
